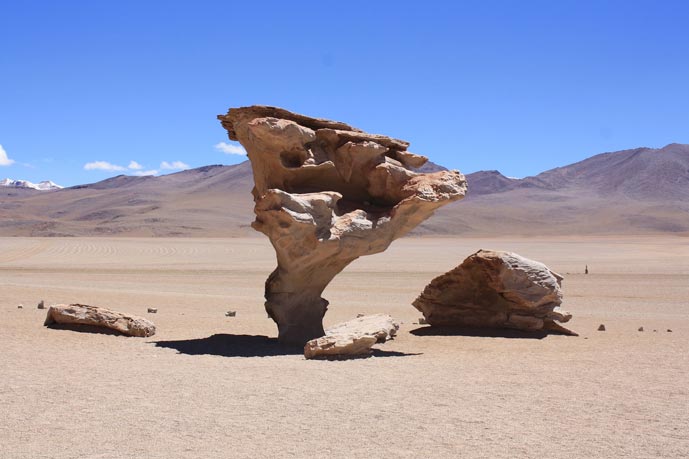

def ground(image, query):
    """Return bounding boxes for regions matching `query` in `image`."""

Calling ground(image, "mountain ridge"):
[1,144,687,237]
[1,178,63,191]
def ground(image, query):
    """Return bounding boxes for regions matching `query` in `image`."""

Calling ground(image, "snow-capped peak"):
[1,178,63,190]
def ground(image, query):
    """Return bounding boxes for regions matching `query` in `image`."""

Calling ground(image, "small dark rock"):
[638,326,644,332]
[225,311,236,317]
[667,329,672,333]
[597,324,606,331]
[147,308,158,314]
[37,300,45,310]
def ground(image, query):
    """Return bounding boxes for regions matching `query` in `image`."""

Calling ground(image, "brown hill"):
[0,163,255,237]
[420,143,689,236]
[1,144,688,237]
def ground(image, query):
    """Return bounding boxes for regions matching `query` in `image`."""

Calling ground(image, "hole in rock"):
[336,198,395,219]
[280,150,306,168]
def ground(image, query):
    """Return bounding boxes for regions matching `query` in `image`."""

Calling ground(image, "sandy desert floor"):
[1,236,688,458]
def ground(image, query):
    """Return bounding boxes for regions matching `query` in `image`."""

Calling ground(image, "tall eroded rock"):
[218,106,467,345]
[413,250,576,335]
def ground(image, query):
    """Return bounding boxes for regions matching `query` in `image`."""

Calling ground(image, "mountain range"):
[1,178,63,191]
[1,143,687,237]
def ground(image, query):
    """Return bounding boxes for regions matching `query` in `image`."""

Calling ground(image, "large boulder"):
[218,106,466,345]
[44,304,156,337]
[412,250,576,335]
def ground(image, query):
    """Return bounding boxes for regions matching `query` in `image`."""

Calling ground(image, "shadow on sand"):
[409,326,563,340]
[153,333,418,358]
[45,323,125,336]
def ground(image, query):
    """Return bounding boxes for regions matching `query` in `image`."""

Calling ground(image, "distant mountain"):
[0,163,254,237]
[463,143,689,200]
[418,143,689,236]
[1,144,687,237]
[1,178,63,191]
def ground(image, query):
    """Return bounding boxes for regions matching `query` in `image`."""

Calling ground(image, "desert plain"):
[1,235,688,458]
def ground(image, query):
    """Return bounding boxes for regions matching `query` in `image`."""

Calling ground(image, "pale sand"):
[1,236,688,458]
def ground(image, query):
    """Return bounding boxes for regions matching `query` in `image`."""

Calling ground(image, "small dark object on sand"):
[147,308,158,314]
[226,311,236,317]
[667,329,672,333]
[597,324,606,331]
[638,326,644,332]
[37,300,45,310]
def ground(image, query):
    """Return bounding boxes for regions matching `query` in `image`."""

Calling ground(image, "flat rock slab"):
[413,250,576,335]
[304,314,400,359]
[325,313,399,343]
[304,334,378,359]
[44,304,156,337]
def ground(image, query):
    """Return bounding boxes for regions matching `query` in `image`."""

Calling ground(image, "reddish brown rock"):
[413,250,576,335]
[44,303,156,337]
[218,106,466,345]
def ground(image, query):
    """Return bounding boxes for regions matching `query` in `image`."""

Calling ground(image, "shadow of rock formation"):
[408,326,570,340]
[153,333,418,358]
[45,323,126,336]
[153,334,301,357]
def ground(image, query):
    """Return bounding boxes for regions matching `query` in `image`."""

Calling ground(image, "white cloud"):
[0,144,15,166]
[160,160,190,170]
[84,161,126,171]
[133,169,158,176]
[214,141,246,155]
[128,160,144,170]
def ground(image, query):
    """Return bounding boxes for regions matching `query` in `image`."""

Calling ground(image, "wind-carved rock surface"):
[218,106,467,345]
[413,250,576,335]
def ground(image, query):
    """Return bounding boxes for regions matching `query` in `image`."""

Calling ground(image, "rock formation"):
[324,313,399,343]
[304,314,400,359]
[218,106,466,345]
[413,250,576,335]
[44,304,156,337]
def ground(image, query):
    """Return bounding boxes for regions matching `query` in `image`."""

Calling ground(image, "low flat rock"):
[325,313,399,343]
[44,304,156,337]
[413,250,576,335]
[304,334,378,359]
[304,314,400,359]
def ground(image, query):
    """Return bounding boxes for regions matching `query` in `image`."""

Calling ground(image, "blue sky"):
[1,0,688,186]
